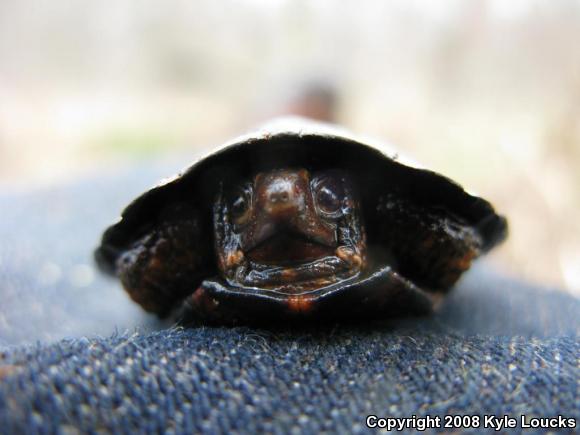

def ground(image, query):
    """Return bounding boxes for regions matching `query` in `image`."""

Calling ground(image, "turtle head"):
[214,168,366,294]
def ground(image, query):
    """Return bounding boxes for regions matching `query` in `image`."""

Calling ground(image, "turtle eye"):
[313,176,344,217]
[230,184,253,223]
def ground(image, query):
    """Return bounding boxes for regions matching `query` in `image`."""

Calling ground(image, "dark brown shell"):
[95,117,507,322]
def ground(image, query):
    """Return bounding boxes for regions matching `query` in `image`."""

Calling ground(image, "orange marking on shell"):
[226,250,244,268]
[335,246,362,268]
[287,295,313,313]
[313,277,333,286]
[455,251,477,271]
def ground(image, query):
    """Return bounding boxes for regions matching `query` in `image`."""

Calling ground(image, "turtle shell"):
[95,117,507,324]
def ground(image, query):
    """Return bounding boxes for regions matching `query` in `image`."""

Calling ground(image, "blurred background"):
[0,0,579,296]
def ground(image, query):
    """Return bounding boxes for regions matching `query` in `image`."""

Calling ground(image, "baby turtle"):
[95,118,507,324]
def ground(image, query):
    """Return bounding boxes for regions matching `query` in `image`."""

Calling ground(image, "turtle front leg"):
[374,193,483,293]
[116,210,213,317]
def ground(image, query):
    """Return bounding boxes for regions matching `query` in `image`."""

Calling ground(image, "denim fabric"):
[0,160,578,434]
[0,328,578,434]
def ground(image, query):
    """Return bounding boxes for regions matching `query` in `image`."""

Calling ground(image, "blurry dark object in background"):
[284,82,338,123]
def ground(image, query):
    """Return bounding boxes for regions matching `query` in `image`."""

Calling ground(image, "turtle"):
[95,117,508,324]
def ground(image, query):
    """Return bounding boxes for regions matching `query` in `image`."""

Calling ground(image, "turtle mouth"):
[246,233,335,266]
[230,232,363,294]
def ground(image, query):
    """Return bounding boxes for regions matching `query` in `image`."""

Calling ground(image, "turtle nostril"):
[263,177,299,212]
